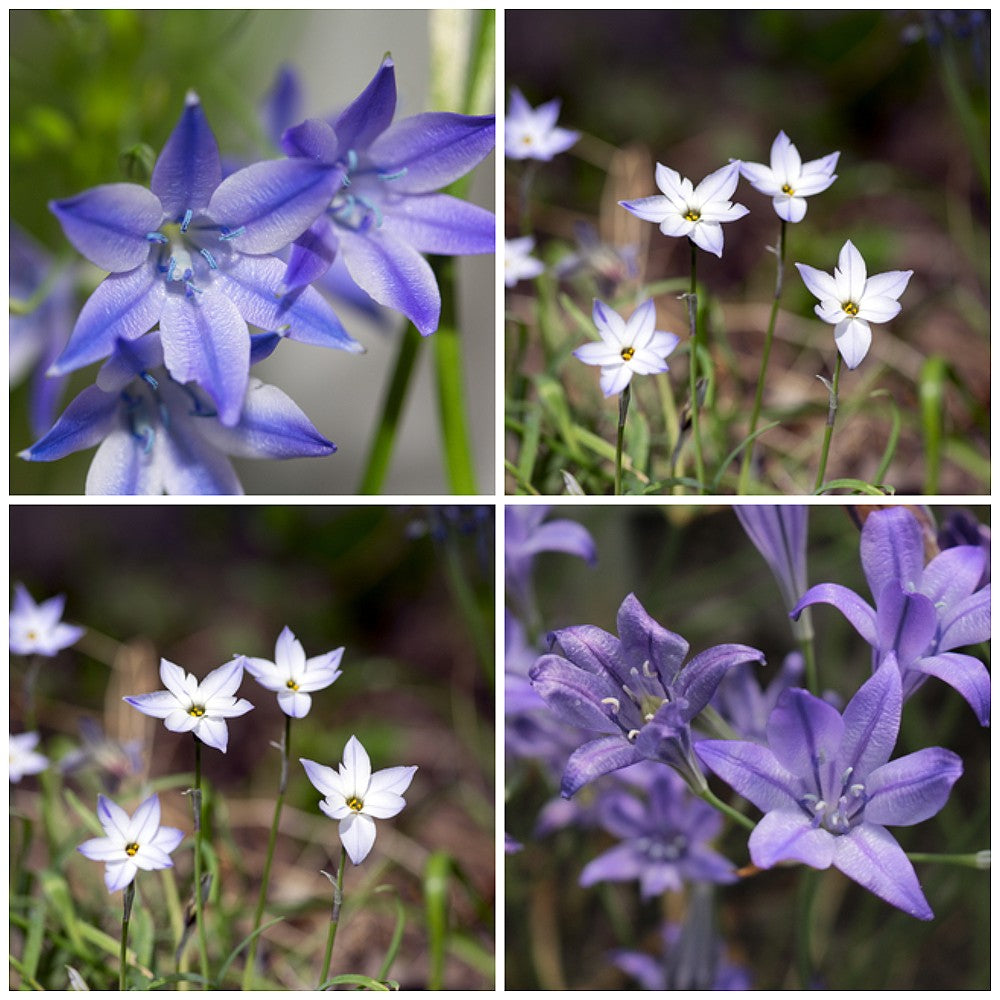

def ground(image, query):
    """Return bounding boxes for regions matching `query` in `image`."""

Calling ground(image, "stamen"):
[180,209,193,232]
[125,842,140,857]
[600,697,621,713]
[166,257,178,282]
[286,679,300,691]
[346,795,364,812]
[188,705,205,718]
[842,301,859,316]
[200,248,218,269]
[642,661,656,679]
[377,166,408,182]
[141,372,159,390]
[626,729,640,742]
[684,209,701,222]
[781,183,794,195]
[345,149,358,174]
[218,226,246,242]
[146,232,169,244]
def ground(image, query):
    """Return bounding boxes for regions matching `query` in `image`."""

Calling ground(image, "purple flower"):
[712,651,806,744]
[504,88,579,161]
[579,766,735,897]
[49,92,361,426]
[791,506,990,725]
[697,659,963,919]
[9,732,49,783]
[529,593,765,796]
[22,334,335,495]
[9,582,84,656]
[278,58,495,336]
[938,509,990,585]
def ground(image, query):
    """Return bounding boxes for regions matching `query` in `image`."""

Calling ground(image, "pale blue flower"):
[505,88,579,161]
[9,732,49,783]
[739,131,839,223]
[504,236,545,287]
[9,582,84,656]
[243,626,343,718]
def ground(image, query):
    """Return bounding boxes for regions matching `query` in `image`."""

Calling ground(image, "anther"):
[200,248,219,269]
[377,166,408,182]
[642,661,656,679]
[140,372,159,390]
[346,795,364,812]
[218,226,246,242]
[684,209,701,222]
[125,843,140,857]
[180,209,193,233]
[146,232,169,244]
[626,729,640,741]
[600,697,621,713]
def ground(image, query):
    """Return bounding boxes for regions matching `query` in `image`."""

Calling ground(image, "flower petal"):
[920,546,987,609]
[864,747,963,826]
[198,657,245,702]
[360,790,406,820]
[342,735,372,796]
[528,654,621,734]
[864,269,912,302]
[836,240,868,303]
[300,757,344,799]
[383,193,495,255]
[277,689,311,717]
[97,794,131,840]
[333,58,397,152]
[795,262,838,304]
[839,659,901,777]
[573,341,621,367]
[104,860,138,893]
[833,316,872,369]
[874,584,938,666]
[695,739,800,813]
[765,687,844,787]
[127,794,162,845]
[123,690,181,720]
[937,585,991,650]
[860,508,926,598]
[911,653,990,726]
[367,764,417,798]
[561,735,643,797]
[675,643,765,718]
[20,386,118,463]
[339,812,377,865]
[749,809,835,869]
[195,717,229,753]
[151,93,222,218]
[78,836,125,862]
[618,195,671,225]
[50,184,162,272]
[690,221,724,258]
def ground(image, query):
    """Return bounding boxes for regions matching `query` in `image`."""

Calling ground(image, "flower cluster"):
[21,60,495,494]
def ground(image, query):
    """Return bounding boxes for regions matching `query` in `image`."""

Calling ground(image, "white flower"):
[301,735,417,865]
[505,88,579,161]
[740,131,839,223]
[9,583,84,656]
[77,793,184,892]
[573,298,680,397]
[795,240,913,369]
[619,162,749,258]
[243,626,343,718]
[124,658,254,753]
[504,236,545,287]
[9,732,48,783]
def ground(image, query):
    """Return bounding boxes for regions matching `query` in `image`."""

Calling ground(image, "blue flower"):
[529,593,765,796]
[791,506,990,725]
[22,335,335,495]
[697,659,963,920]
[278,57,495,335]
[49,92,362,426]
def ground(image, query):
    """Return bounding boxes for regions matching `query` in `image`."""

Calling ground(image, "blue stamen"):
[345,149,358,174]
[146,232,169,244]
[377,166,408,182]
[141,372,159,390]
[166,258,178,282]
[200,248,219,269]
[184,280,203,297]
[218,226,246,242]
[354,194,382,228]
[180,209,193,232]
[182,384,217,417]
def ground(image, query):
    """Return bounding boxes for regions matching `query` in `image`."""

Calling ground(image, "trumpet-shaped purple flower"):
[711,652,806,744]
[795,240,913,369]
[938,509,990,585]
[301,735,417,865]
[580,766,735,897]
[504,88,579,161]
[77,793,184,893]
[243,626,344,718]
[504,236,545,287]
[791,506,990,725]
[573,298,680,398]
[697,659,962,919]
[739,131,839,223]
[49,92,362,426]
[22,334,334,496]
[9,732,49,783]
[278,58,495,336]
[124,657,254,753]
[529,593,765,797]
[9,582,84,656]
[620,162,749,258]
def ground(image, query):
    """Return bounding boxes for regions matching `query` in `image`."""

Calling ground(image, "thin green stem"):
[739,220,786,493]
[685,240,704,492]
[614,384,630,496]
[697,785,755,832]
[120,880,135,991]
[318,846,348,990]
[813,353,843,493]
[242,715,292,990]
[358,326,421,494]
[191,737,210,984]
[795,868,819,988]
[907,850,990,869]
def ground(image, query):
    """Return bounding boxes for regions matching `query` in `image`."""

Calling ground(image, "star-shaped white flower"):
[124,658,254,753]
[573,298,680,397]
[9,583,84,656]
[619,162,749,258]
[77,793,184,892]
[9,732,49,783]
[301,735,417,865]
[504,236,545,287]
[740,131,839,223]
[243,626,343,718]
[505,88,580,161]
[795,240,913,369]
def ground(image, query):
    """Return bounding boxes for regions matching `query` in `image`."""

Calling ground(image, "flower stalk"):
[318,846,348,990]
[120,880,135,991]
[814,353,843,492]
[686,239,705,491]
[615,384,630,495]
[191,737,210,983]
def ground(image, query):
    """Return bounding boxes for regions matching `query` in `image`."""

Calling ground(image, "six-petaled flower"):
[9,732,49,783]
[504,236,545,287]
[739,131,839,223]
[9,582,84,656]
[504,88,579,161]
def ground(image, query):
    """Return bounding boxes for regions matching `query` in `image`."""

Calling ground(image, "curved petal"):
[339,227,440,335]
[832,823,933,919]
[774,194,807,224]
[692,162,741,205]
[277,688,312,717]
[834,316,872,369]
[864,269,912,302]
[283,215,339,290]
[616,593,690,684]
[911,653,990,726]
[619,195,671,224]
[199,657,245,702]
[573,341,621,366]
[370,112,495,193]
[864,747,963,826]
[690,221,724,258]
[857,294,902,324]
[51,267,165,375]
[561,735,643,797]
[860,508,925,597]
[127,794,162,845]
[795,262,837,303]
[334,58,397,153]
[21,386,118,463]
[50,184,162,272]
[160,285,250,427]
[528,655,622,734]
[599,363,633,397]
[920,546,986,609]
[874,584,937,666]
[152,94,222,217]
[937,585,991,650]
[839,660,901,778]
[78,836,125,863]
[765,687,844,789]
[383,193,495,255]
[339,812,377,865]
[367,764,418,798]
[749,809,835,869]
[675,643,765,717]
[97,795,131,840]
[154,409,244,496]
[579,842,645,886]
[280,118,339,161]
[208,159,341,255]
[123,690,181,720]
[360,790,406,820]
[300,757,344,799]
[342,735,371,795]
[195,717,229,753]
[105,860,139,893]
[739,160,778,194]
[695,739,800,813]
[836,240,868,303]
[792,583,878,646]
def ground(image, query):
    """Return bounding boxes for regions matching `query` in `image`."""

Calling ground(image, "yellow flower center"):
[188,705,205,718]
[781,183,794,195]
[620,346,636,362]
[125,842,140,857]
[843,301,860,316]
[285,679,300,691]
[347,796,364,813]
[683,209,701,222]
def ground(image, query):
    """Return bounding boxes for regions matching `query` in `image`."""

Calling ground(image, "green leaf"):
[918,356,947,494]
[318,973,396,990]
[374,886,407,982]
[423,851,454,990]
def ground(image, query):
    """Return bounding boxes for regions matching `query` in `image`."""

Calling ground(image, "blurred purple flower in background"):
[504,88,579,161]
[791,506,990,725]
[504,236,545,287]
[698,659,963,919]
[711,651,805,744]
[9,732,49,783]
[10,582,85,656]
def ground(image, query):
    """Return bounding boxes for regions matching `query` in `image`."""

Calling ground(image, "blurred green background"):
[9,504,494,989]
[505,503,989,989]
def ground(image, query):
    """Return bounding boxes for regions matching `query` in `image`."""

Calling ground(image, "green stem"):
[318,847,348,990]
[358,326,421,494]
[615,384,630,496]
[907,850,990,869]
[739,220,786,493]
[697,785,755,832]
[120,880,135,991]
[813,353,843,493]
[795,868,819,988]
[686,240,705,492]
[191,737,210,984]
[242,715,292,990]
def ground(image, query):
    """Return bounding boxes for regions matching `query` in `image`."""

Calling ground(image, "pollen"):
[842,301,860,316]
[620,346,636,362]
[286,680,300,691]
[683,209,701,222]
[125,842,140,857]
[188,705,205,718]
[781,183,795,195]
[346,796,364,812]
